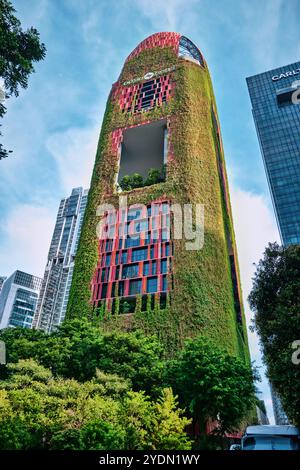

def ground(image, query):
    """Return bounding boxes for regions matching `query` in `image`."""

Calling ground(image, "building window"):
[162,228,170,241]
[121,251,128,264]
[178,36,204,66]
[143,261,150,276]
[151,260,157,275]
[129,279,142,295]
[105,254,111,267]
[101,283,108,299]
[162,202,169,214]
[162,275,168,291]
[122,263,139,279]
[105,239,113,252]
[151,230,159,242]
[125,236,141,248]
[147,276,158,293]
[161,258,167,274]
[118,281,125,296]
[165,242,170,257]
[132,247,147,262]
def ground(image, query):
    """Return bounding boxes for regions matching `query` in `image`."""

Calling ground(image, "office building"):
[0,276,7,294]
[270,383,289,425]
[67,32,249,360]
[246,63,300,424]
[0,270,42,329]
[33,187,88,332]
[247,62,300,245]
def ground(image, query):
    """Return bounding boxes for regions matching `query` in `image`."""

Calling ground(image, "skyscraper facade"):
[67,33,249,359]
[246,64,300,425]
[0,277,7,295]
[270,383,289,425]
[0,271,42,329]
[33,187,88,332]
[247,62,300,245]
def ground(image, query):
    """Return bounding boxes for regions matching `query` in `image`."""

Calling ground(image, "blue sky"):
[1,0,299,423]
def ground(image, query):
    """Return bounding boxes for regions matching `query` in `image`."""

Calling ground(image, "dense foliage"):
[0,0,46,159]
[249,242,300,426]
[0,319,164,397]
[167,336,257,436]
[0,359,191,450]
[0,320,256,449]
[119,167,165,191]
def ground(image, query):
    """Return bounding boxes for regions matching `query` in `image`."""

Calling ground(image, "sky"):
[1,0,299,423]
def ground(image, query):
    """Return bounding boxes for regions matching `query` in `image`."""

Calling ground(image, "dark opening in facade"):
[118,119,167,184]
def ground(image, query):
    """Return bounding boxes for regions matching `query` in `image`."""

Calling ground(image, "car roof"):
[245,425,299,436]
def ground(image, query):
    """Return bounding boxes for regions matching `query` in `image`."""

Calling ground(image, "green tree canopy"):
[248,242,300,426]
[0,359,191,450]
[0,319,165,396]
[0,0,46,159]
[166,336,257,435]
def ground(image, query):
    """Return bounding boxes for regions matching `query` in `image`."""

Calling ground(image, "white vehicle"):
[230,425,300,450]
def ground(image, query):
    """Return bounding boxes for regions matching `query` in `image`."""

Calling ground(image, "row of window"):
[102,228,171,252]
[102,242,171,267]
[100,275,168,298]
[98,258,170,283]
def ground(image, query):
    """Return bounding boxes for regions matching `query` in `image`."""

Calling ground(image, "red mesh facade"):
[92,201,173,311]
[114,74,174,114]
[125,32,181,63]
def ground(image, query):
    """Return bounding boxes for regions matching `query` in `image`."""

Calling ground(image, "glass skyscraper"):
[247,61,300,245]
[0,271,42,329]
[247,63,300,425]
[33,187,88,332]
[0,276,7,295]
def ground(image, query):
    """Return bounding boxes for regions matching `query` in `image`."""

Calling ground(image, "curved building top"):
[124,32,205,68]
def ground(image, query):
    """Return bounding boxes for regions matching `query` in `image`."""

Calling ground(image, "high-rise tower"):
[67,33,249,359]
[246,63,300,424]
[247,62,300,246]
[33,187,88,332]
[0,271,42,329]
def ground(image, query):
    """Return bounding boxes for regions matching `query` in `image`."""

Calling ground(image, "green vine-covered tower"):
[67,32,250,360]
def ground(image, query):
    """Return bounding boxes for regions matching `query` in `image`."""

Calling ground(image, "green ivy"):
[66,46,250,362]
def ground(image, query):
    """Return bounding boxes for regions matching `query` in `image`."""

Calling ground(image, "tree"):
[248,242,300,426]
[130,172,144,189]
[0,319,165,396]
[144,167,164,186]
[166,336,257,437]
[0,359,191,450]
[0,0,46,159]
[119,174,132,191]
[151,388,191,450]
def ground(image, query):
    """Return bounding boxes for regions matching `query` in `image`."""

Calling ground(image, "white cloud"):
[46,123,99,193]
[0,204,55,278]
[133,0,199,33]
[231,187,279,299]
[230,186,280,423]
